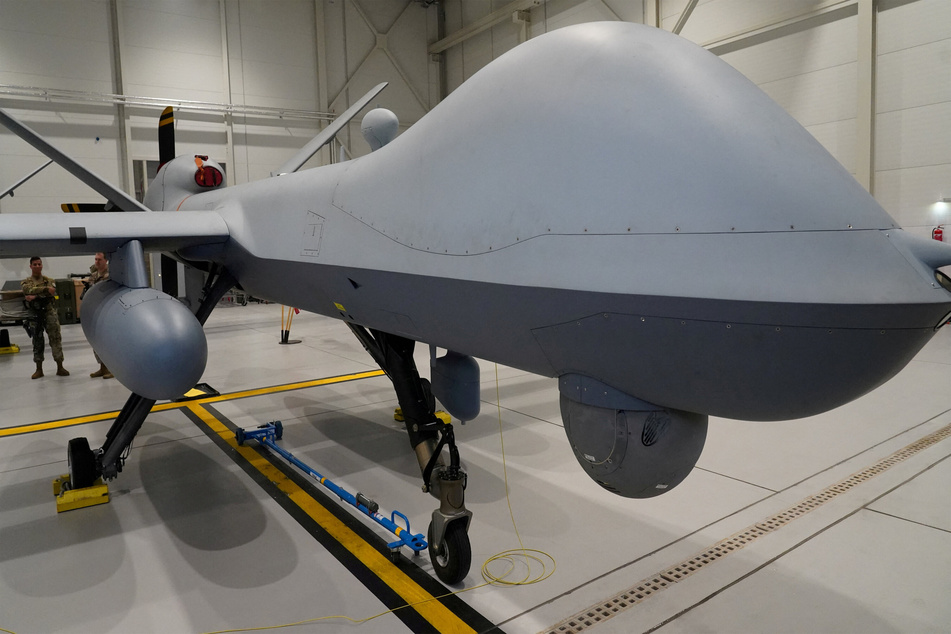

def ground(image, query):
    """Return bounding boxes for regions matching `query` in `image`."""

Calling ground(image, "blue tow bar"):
[236,421,428,558]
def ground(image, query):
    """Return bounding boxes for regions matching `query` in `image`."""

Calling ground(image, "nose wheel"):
[428,519,471,585]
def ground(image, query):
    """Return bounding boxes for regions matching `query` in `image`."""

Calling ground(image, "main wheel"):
[67,437,98,489]
[428,520,471,585]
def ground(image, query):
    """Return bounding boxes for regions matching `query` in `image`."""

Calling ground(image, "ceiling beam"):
[855,0,877,193]
[330,0,429,115]
[703,0,856,56]
[672,0,699,35]
[428,0,544,55]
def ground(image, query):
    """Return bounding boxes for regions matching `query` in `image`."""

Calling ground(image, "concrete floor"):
[1,302,949,633]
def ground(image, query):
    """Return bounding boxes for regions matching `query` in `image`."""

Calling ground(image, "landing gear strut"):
[348,324,473,584]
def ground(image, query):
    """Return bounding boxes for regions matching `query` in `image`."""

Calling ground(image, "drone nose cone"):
[81,281,207,400]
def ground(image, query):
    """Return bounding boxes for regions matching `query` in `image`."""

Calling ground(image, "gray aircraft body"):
[3,22,951,583]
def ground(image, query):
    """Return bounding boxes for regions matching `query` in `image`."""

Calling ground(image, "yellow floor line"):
[187,402,475,634]
[1,368,476,631]
[0,369,385,438]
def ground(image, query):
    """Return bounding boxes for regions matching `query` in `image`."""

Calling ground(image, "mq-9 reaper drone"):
[2,22,951,584]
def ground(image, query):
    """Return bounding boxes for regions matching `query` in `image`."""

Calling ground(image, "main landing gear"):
[348,324,473,584]
[62,267,237,492]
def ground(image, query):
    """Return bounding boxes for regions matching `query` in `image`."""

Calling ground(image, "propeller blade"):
[158,106,175,166]
[61,203,111,213]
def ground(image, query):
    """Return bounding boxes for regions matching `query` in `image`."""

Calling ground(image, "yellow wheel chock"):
[53,474,110,513]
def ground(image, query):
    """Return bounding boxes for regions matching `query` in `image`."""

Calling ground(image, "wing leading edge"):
[0,211,229,257]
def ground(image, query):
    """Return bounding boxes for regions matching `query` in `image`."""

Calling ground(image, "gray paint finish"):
[2,22,951,425]
[222,248,945,421]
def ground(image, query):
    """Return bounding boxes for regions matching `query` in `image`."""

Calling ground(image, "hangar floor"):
[1,302,949,633]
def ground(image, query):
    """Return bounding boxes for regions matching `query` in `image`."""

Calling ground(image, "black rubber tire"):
[428,520,471,585]
[274,420,284,440]
[235,428,246,446]
[67,437,98,489]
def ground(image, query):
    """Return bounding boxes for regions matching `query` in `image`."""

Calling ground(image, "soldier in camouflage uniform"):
[84,252,113,379]
[21,256,69,379]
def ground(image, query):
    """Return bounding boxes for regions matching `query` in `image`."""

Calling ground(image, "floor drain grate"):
[542,421,951,633]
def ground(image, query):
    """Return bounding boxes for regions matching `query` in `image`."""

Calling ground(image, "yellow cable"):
[203,364,555,634]
[480,363,556,587]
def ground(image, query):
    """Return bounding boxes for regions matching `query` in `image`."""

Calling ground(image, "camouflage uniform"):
[87,263,109,286]
[21,274,64,364]
[86,263,109,365]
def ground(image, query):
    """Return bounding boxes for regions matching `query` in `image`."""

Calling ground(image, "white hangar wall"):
[439,0,950,239]
[0,0,438,281]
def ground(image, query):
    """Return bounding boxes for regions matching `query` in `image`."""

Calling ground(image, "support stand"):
[279,305,301,344]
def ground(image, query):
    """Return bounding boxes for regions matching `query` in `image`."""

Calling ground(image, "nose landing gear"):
[420,418,472,584]
[349,324,473,584]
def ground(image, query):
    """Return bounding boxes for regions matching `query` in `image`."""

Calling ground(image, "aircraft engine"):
[144,154,225,212]
[559,375,707,498]
[81,279,207,400]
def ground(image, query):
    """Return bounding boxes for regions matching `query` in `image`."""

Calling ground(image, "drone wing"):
[0,211,229,258]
